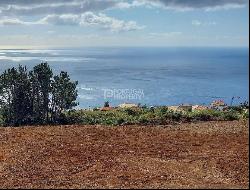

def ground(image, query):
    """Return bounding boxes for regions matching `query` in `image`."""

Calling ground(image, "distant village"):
[89,99,249,113]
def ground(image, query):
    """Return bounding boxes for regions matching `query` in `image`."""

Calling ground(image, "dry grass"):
[0,120,249,189]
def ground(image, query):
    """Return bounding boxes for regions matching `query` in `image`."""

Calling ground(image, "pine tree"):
[0,66,32,125]
[0,63,78,126]
[51,71,78,122]
[29,63,53,124]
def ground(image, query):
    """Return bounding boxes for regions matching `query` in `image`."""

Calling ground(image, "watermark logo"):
[104,88,144,100]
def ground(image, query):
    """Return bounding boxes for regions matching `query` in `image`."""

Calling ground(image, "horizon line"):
[0,45,249,50]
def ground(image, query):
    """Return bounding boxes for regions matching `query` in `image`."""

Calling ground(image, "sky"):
[0,0,249,48]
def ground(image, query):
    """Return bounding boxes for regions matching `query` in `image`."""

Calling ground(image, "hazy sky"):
[0,0,249,48]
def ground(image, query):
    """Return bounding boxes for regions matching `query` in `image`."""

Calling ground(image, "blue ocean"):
[0,47,249,108]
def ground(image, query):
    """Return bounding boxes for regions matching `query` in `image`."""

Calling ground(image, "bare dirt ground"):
[0,120,249,189]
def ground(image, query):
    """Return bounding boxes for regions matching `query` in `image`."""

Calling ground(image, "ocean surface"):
[0,47,249,108]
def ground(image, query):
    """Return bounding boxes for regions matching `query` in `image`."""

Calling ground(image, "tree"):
[0,63,78,126]
[51,71,78,122]
[0,66,32,126]
[29,63,53,124]
[0,67,18,125]
[13,66,33,125]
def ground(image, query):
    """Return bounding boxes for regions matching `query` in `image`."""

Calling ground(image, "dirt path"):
[0,120,249,189]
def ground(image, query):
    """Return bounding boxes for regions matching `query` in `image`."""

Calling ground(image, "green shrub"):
[155,106,168,117]
[241,109,249,119]
[227,106,243,113]
[0,114,4,126]
[221,111,239,121]
[171,111,182,121]
[123,108,138,116]
[187,110,214,121]
[57,105,243,126]
[116,117,125,125]
[138,114,151,124]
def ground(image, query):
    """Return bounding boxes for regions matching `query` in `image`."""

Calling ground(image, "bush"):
[155,107,168,116]
[241,109,249,119]
[221,111,239,121]
[138,115,149,124]
[43,105,244,127]
[138,112,155,124]
[0,114,4,126]
[190,110,221,121]
[227,106,243,113]
[123,108,138,116]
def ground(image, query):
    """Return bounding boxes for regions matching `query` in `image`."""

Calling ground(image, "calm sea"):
[0,47,249,108]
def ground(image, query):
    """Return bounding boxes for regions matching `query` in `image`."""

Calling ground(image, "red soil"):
[0,120,249,189]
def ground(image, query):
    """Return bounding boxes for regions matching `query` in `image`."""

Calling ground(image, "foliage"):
[0,109,4,126]
[240,101,249,109]
[104,101,110,107]
[29,63,53,124]
[59,106,246,126]
[0,63,78,126]
[0,66,32,126]
[51,71,78,123]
